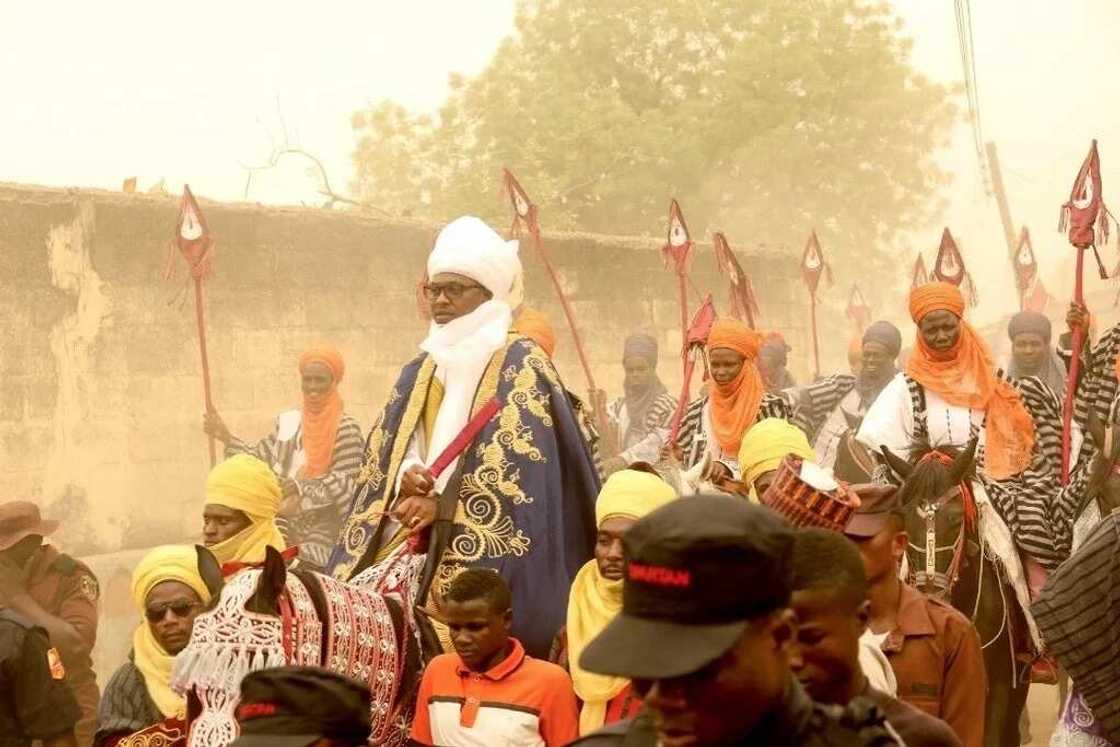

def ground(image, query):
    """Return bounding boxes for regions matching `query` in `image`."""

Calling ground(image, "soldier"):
[0,501,100,746]
[0,608,82,747]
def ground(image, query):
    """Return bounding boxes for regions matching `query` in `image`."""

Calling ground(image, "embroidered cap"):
[579,495,794,680]
[230,666,371,747]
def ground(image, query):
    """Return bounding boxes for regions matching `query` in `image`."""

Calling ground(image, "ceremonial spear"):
[1058,140,1113,483]
[846,284,872,335]
[712,231,761,329]
[932,228,978,307]
[911,252,930,288]
[500,169,615,451]
[171,186,218,466]
[799,230,830,379]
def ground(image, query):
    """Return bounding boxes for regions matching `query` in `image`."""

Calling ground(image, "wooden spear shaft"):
[1060,247,1086,484]
[530,232,599,396]
[810,291,821,380]
[194,277,217,467]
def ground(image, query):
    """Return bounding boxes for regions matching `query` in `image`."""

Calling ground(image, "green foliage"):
[351,0,956,275]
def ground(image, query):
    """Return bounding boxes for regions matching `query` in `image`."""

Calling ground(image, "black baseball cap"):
[580,495,794,680]
[230,666,371,747]
[843,485,903,539]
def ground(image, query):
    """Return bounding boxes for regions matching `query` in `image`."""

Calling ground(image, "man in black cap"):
[572,495,900,746]
[1005,310,1066,398]
[230,666,371,747]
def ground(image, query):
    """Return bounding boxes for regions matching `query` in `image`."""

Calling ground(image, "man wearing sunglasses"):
[329,215,600,660]
[95,545,216,747]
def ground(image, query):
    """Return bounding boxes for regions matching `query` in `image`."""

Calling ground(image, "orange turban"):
[298,344,345,479]
[707,319,765,457]
[905,284,1034,479]
[513,307,557,358]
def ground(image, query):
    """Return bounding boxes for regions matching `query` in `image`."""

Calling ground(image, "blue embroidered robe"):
[328,336,600,657]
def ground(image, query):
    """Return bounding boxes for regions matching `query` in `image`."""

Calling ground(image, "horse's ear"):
[842,409,863,432]
[948,437,979,485]
[246,546,287,614]
[879,446,913,479]
[195,545,224,600]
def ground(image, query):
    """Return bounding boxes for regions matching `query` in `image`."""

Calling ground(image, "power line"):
[954,0,990,193]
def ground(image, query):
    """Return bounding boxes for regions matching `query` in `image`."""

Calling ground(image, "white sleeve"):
[856,374,915,459]
[392,431,426,497]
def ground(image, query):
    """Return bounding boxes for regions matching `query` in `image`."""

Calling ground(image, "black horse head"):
[879,437,978,598]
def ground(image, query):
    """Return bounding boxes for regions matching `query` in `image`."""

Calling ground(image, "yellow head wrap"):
[204,454,285,565]
[570,470,676,735]
[738,418,816,500]
[130,545,213,718]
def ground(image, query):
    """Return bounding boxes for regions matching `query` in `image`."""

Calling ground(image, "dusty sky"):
[3,0,1119,323]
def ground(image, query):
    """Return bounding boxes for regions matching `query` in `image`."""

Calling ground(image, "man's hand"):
[203,411,233,444]
[400,464,435,500]
[0,557,28,601]
[392,494,437,535]
[706,461,733,485]
[1067,303,1090,335]
[278,478,301,517]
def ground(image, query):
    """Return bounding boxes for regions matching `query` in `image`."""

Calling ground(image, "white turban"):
[428,216,522,303]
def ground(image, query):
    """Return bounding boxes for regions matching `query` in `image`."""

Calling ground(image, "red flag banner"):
[846,284,871,330]
[800,230,831,295]
[932,228,978,306]
[1023,276,1051,313]
[712,231,761,327]
[502,167,540,238]
[1059,140,1112,279]
[662,199,694,274]
[1013,227,1037,292]
[911,253,930,288]
[176,185,214,279]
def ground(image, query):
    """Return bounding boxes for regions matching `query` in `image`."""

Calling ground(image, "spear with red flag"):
[1058,140,1114,483]
[846,284,872,334]
[800,230,831,379]
[173,185,218,466]
[911,252,930,288]
[1012,227,1053,312]
[662,200,695,347]
[932,228,978,306]
[712,231,761,328]
[667,296,717,446]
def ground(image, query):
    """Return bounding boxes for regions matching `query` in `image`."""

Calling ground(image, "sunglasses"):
[422,281,485,301]
[145,600,198,623]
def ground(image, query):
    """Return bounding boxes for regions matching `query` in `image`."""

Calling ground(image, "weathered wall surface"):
[0,182,850,558]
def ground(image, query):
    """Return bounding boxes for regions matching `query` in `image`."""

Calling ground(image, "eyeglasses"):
[145,600,198,623]
[422,281,485,301]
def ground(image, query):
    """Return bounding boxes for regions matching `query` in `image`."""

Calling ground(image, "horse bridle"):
[905,452,976,599]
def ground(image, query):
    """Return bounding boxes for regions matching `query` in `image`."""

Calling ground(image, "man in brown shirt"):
[845,489,986,747]
[0,501,99,746]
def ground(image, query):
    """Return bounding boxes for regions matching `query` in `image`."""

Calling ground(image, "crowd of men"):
[2,213,1119,747]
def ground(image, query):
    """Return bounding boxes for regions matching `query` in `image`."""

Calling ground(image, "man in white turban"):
[329,216,600,659]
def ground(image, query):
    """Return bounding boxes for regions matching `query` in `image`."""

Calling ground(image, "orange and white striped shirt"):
[410,638,579,747]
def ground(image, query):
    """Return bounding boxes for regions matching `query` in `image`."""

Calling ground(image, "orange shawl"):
[298,345,345,479]
[907,283,1034,479]
[513,307,557,357]
[707,319,765,457]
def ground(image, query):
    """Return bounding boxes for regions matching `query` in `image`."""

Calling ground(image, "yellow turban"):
[594,469,677,528]
[738,418,815,498]
[130,545,213,718]
[204,454,286,565]
[570,469,676,735]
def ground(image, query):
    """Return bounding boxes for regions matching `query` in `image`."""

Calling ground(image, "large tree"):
[351,0,956,275]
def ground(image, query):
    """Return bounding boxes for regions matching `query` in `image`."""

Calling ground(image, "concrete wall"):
[0,182,850,559]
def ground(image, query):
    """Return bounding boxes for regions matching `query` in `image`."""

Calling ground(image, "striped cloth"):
[607,391,678,468]
[674,392,794,471]
[227,412,363,569]
[899,373,1070,570]
[1032,511,1120,744]
[788,374,856,439]
[1067,324,1120,428]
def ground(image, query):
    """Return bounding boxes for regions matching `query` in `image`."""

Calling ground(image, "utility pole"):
[985,141,1018,259]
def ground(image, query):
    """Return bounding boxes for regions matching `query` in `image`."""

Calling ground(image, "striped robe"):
[226,411,364,569]
[607,391,678,470]
[674,392,794,475]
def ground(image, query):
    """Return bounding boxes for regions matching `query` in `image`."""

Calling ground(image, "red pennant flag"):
[1013,227,1038,292]
[801,230,830,295]
[911,253,929,288]
[502,167,540,238]
[712,231,761,326]
[1023,276,1051,313]
[662,199,694,274]
[846,284,871,330]
[176,185,214,280]
[1059,140,1108,250]
[932,228,978,305]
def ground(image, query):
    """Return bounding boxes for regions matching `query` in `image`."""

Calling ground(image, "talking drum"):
[760,455,858,532]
